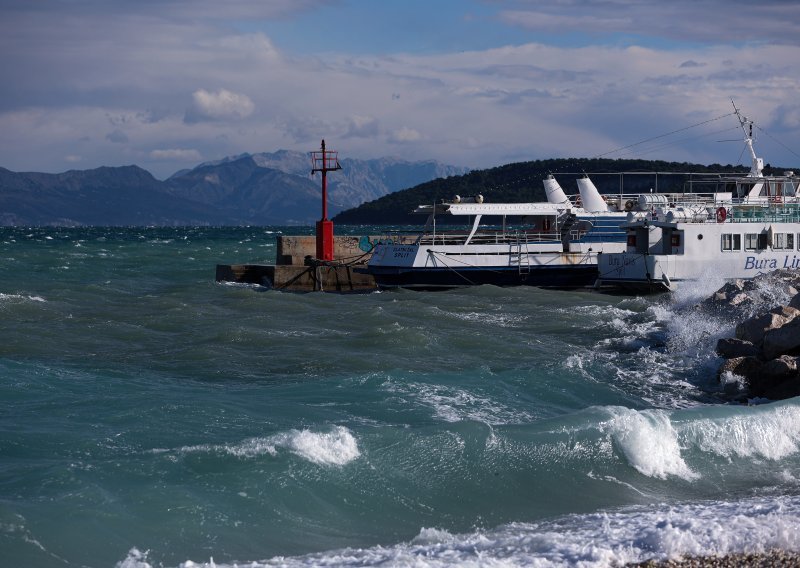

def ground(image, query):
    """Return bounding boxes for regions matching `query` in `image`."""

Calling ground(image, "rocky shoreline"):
[622,273,800,566]
[629,550,800,567]
[705,270,800,401]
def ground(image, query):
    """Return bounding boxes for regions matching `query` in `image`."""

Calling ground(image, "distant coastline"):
[4,155,797,227]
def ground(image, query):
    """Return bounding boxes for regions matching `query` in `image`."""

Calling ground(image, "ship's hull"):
[365,263,599,290]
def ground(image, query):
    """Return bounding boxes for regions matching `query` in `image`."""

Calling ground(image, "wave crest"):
[175,425,360,467]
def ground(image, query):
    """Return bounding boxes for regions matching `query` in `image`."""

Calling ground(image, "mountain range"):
[0,151,468,226]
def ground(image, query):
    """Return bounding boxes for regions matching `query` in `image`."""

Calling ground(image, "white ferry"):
[596,110,800,292]
[362,175,716,290]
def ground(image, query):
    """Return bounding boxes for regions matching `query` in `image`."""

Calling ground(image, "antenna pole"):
[731,100,763,178]
[310,139,342,261]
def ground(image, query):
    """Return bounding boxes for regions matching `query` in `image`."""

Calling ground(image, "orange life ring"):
[716,206,727,223]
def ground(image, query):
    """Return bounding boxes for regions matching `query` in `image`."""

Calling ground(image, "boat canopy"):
[412,202,568,216]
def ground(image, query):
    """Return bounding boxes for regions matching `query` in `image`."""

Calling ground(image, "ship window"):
[744,233,767,251]
[722,233,741,251]
[774,232,794,250]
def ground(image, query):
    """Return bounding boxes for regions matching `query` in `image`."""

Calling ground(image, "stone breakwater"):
[707,270,800,401]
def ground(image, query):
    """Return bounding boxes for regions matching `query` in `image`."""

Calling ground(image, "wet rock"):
[735,306,800,345]
[762,317,800,360]
[761,354,798,377]
[762,376,800,401]
[708,271,800,401]
[715,338,762,359]
[745,356,798,397]
[698,280,749,311]
[728,293,752,307]
[717,356,763,379]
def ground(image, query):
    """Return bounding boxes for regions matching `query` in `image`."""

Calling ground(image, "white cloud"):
[389,127,422,144]
[149,148,202,161]
[344,115,379,138]
[184,89,255,124]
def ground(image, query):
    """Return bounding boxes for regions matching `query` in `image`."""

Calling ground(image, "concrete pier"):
[216,235,379,292]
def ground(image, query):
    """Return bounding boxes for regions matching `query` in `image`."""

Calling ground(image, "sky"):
[1,0,799,179]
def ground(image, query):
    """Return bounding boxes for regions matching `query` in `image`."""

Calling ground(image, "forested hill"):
[332,157,785,225]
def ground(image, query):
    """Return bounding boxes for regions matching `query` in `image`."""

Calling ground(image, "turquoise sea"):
[2,226,800,567]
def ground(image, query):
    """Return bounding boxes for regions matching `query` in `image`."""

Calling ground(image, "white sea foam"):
[445,309,526,328]
[175,426,360,466]
[0,292,45,303]
[682,402,800,461]
[267,426,361,466]
[385,380,538,425]
[670,262,731,308]
[120,495,800,567]
[603,407,698,480]
[594,401,800,480]
[116,547,153,568]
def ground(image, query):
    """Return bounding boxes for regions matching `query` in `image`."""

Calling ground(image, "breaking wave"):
[172,426,360,466]
[117,495,800,567]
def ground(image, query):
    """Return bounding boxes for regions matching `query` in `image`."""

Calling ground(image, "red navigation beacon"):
[310,139,342,261]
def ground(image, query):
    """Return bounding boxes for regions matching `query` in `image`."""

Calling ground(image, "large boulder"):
[761,376,800,400]
[762,317,800,360]
[749,355,800,398]
[735,306,800,345]
[702,271,800,317]
[717,356,764,378]
[715,337,762,359]
[699,279,751,313]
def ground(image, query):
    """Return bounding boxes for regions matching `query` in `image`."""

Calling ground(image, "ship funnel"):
[543,175,570,205]
[576,176,608,212]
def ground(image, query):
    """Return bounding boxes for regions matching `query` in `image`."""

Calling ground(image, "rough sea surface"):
[2,226,800,568]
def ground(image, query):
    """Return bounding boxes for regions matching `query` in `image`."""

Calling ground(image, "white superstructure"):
[597,105,800,291]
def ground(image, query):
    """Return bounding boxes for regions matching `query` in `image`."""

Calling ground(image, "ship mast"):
[732,100,764,178]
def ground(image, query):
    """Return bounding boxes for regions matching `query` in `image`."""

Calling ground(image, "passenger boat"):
[361,174,719,290]
[596,108,800,292]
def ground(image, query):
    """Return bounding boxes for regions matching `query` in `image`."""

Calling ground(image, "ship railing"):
[669,192,729,207]
[728,202,800,223]
[559,191,733,211]
[416,230,561,246]
[368,233,420,246]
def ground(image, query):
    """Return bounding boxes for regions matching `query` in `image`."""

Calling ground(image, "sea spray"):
[173,426,361,466]
[603,407,698,480]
